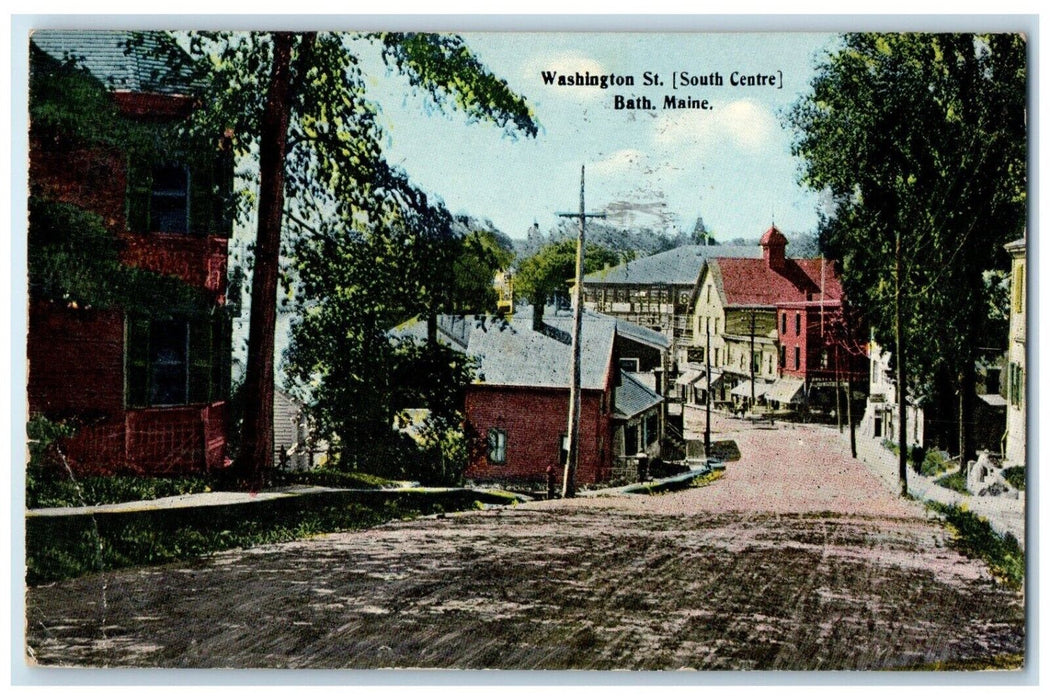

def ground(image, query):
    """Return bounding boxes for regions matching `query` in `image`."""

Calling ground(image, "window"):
[706,285,711,304]
[794,346,800,370]
[150,164,190,234]
[149,319,188,405]
[645,413,658,446]
[624,424,638,456]
[795,312,801,336]
[487,428,507,464]
[779,345,786,368]
[781,312,787,334]
[619,357,640,372]
[126,316,229,408]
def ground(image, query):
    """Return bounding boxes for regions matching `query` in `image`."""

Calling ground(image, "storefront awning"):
[675,369,702,386]
[695,370,724,392]
[729,379,770,399]
[766,376,806,404]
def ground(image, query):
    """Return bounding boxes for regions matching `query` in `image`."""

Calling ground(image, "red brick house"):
[27,31,232,475]
[464,308,666,484]
[393,307,667,484]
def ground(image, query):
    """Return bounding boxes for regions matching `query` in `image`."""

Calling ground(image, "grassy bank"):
[26,488,520,585]
[28,469,401,510]
[927,501,1024,590]
[625,467,726,496]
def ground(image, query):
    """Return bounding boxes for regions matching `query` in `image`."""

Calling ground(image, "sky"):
[354,32,839,243]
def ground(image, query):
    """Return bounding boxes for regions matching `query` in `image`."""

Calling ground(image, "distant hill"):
[507,219,821,265]
[514,219,692,262]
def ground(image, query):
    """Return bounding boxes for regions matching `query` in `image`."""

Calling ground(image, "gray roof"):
[613,371,662,419]
[542,308,667,350]
[388,314,478,351]
[468,308,615,390]
[582,245,760,286]
[388,306,668,392]
[31,30,194,95]
[609,314,669,350]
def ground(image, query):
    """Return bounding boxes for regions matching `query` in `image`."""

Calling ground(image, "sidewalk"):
[26,482,502,518]
[851,430,1026,547]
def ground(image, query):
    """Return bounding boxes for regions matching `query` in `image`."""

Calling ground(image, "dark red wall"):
[120,232,228,300]
[30,138,128,230]
[27,92,229,476]
[465,385,611,484]
[27,304,126,416]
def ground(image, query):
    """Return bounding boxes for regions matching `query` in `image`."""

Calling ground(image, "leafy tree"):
[789,33,1026,478]
[149,31,536,485]
[450,225,516,314]
[514,239,621,309]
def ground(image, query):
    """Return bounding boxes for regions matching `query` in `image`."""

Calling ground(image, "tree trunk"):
[230,33,301,489]
[958,358,977,473]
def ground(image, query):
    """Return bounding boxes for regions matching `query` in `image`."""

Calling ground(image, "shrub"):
[274,468,396,489]
[28,474,215,510]
[935,470,969,495]
[25,415,75,506]
[920,449,954,477]
[1003,466,1025,491]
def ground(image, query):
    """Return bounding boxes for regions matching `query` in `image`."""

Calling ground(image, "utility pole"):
[705,323,712,455]
[835,344,843,433]
[749,310,757,410]
[557,166,605,498]
[895,227,908,497]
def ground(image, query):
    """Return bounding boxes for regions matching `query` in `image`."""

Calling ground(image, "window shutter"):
[126,156,152,233]
[188,317,213,404]
[188,161,207,236]
[126,316,151,407]
[211,314,231,401]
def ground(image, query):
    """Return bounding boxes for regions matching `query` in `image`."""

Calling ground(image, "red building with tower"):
[690,225,868,413]
[27,31,232,475]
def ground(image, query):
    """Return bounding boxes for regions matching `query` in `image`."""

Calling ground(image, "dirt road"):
[25,417,1025,670]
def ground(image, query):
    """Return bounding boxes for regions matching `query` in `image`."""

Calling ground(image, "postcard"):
[21,25,1028,674]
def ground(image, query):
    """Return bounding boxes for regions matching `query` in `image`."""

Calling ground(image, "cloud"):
[652,98,776,155]
[589,149,649,177]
